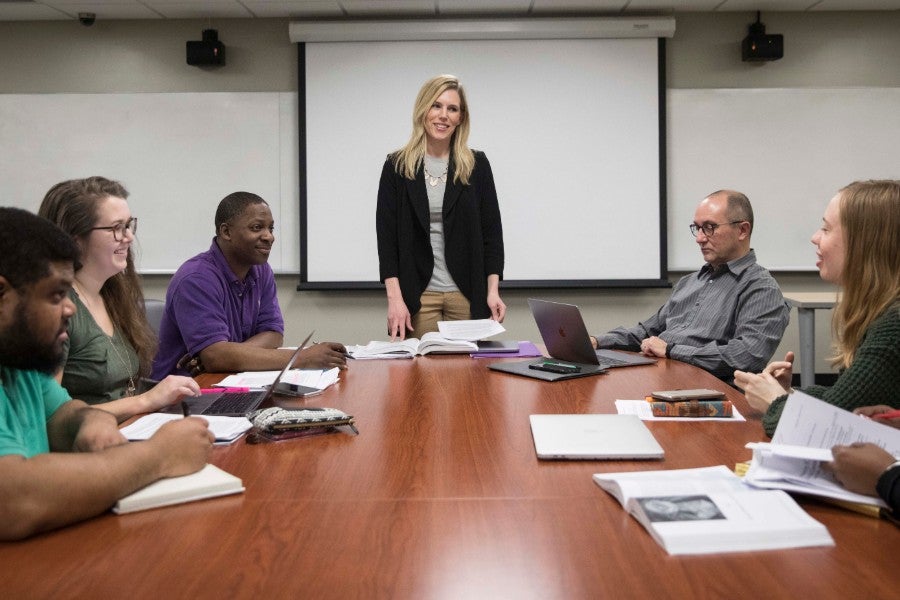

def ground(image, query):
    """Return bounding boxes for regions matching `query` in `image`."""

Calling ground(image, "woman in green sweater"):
[734,180,900,436]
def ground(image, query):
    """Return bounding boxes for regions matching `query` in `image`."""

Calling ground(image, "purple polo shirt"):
[151,238,284,378]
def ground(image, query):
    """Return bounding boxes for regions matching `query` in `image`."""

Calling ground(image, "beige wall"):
[5,11,896,374]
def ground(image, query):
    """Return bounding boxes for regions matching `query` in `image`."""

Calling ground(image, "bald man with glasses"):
[591,190,789,384]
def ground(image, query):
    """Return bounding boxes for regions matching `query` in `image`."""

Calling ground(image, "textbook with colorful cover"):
[648,400,733,417]
[593,465,834,555]
[113,464,244,514]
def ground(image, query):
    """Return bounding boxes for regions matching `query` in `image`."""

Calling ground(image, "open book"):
[113,464,244,514]
[348,332,478,358]
[348,319,507,359]
[593,465,834,555]
[743,391,900,508]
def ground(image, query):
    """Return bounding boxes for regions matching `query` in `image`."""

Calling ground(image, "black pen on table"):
[181,401,190,418]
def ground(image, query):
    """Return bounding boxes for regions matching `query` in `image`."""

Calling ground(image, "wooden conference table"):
[2,355,898,599]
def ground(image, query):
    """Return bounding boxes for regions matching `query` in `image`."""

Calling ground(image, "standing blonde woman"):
[735,180,900,436]
[39,177,199,420]
[377,74,505,340]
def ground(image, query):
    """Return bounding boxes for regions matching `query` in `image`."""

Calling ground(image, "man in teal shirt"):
[0,207,215,540]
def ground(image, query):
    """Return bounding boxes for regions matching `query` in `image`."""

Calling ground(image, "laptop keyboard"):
[203,392,263,415]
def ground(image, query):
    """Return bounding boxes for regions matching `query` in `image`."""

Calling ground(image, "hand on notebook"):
[151,418,215,479]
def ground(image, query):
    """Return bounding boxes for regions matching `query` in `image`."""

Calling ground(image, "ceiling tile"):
[0,3,69,19]
[627,0,724,11]
[438,0,530,14]
[39,2,162,17]
[531,0,626,12]
[149,2,254,17]
[714,0,818,11]
[243,0,343,17]
[1,0,897,22]
[340,0,435,16]
[811,0,900,9]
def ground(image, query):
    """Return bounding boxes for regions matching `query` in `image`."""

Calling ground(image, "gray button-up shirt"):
[597,250,790,381]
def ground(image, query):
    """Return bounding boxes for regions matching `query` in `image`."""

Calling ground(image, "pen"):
[181,401,190,417]
[199,387,250,394]
[872,409,900,420]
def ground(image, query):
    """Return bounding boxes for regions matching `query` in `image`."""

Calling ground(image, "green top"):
[0,366,70,458]
[61,290,139,405]
[763,304,900,436]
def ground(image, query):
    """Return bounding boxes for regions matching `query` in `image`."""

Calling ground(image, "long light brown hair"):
[831,179,900,369]
[38,177,156,376]
[392,74,475,185]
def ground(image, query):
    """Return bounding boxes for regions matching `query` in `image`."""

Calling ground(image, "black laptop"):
[489,299,655,381]
[528,299,657,369]
[164,344,306,417]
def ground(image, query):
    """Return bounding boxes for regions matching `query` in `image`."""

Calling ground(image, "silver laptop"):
[528,299,657,369]
[529,414,664,460]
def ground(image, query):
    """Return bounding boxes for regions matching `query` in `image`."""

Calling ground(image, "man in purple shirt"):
[151,192,346,378]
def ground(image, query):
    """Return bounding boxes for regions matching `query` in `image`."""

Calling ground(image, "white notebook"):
[113,464,244,514]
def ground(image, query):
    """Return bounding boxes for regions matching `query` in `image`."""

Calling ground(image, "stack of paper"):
[121,412,252,445]
[436,318,505,340]
[214,368,340,392]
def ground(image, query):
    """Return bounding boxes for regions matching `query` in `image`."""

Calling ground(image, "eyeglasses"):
[91,217,138,241]
[689,220,744,238]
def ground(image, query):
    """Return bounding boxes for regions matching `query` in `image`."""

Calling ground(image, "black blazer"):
[376,150,504,318]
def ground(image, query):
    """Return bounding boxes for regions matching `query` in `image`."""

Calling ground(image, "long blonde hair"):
[831,179,900,369]
[392,74,475,185]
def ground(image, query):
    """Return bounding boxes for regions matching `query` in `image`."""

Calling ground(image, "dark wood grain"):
[1,356,897,598]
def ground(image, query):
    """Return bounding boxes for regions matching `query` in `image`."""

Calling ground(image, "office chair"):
[144,298,165,336]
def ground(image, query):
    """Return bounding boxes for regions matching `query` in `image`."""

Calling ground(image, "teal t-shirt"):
[0,366,70,458]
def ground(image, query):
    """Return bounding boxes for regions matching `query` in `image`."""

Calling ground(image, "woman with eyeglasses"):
[734,180,900,436]
[38,177,200,420]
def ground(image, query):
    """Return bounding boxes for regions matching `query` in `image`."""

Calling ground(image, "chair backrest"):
[144,298,165,336]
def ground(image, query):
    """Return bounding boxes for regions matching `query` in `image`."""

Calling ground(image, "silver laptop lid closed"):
[529,414,664,460]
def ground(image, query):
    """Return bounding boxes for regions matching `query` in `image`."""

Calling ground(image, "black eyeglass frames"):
[689,220,744,238]
[91,217,138,241]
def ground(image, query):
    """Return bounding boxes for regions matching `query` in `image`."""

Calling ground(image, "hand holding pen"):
[854,405,900,429]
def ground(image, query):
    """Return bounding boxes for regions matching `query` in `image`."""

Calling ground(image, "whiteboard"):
[0,92,299,273]
[302,38,664,285]
[668,87,900,271]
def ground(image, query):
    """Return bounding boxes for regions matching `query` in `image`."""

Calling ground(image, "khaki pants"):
[411,291,470,336]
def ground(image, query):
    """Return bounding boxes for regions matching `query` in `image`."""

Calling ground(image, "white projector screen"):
[300,37,666,288]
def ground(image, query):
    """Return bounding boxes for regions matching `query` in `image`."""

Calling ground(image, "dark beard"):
[0,302,66,375]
